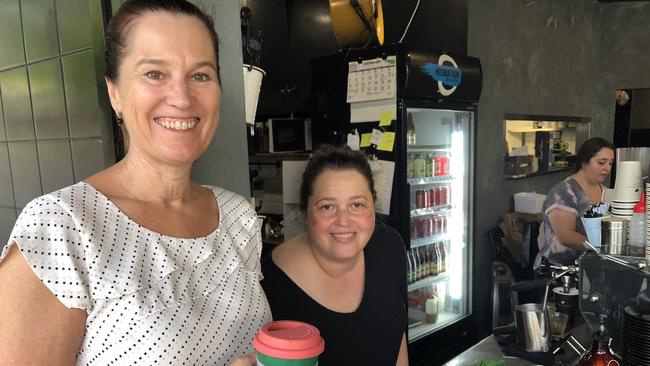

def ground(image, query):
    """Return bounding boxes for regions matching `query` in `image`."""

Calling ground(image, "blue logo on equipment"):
[421,63,462,87]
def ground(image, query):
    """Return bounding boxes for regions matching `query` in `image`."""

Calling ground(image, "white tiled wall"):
[0,0,112,248]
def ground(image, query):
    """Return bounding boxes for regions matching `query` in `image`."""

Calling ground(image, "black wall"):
[242,0,468,117]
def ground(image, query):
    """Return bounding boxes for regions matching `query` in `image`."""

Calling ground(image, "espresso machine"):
[578,252,650,361]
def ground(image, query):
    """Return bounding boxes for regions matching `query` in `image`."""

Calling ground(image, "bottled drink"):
[425,153,435,177]
[425,296,438,324]
[628,193,646,256]
[407,154,415,178]
[420,247,429,279]
[437,242,446,274]
[406,250,414,284]
[414,247,423,281]
[430,244,439,276]
[410,250,419,283]
[414,154,426,178]
[578,329,619,366]
[407,113,416,146]
[420,247,430,278]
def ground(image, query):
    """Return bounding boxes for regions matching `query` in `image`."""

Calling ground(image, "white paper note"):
[370,129,383,145]
[347,131,360,150]
[369,159,395,215]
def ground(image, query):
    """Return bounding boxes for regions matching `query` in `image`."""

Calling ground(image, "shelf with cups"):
[407,176,454,186]
[408,272,449,292]
[410,205,453,217]
[410,234,450,249]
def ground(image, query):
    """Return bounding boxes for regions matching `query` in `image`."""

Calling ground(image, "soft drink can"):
[426,216,435,237]
[441,214,448,233]
[433,215,442,235]
[440,186,449,205]
[427,188,436,207]
[416,189,426,208]
[411,218,419,238]
[433,156,442,176]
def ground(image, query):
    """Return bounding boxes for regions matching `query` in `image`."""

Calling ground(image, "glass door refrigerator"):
[310,44,482,364]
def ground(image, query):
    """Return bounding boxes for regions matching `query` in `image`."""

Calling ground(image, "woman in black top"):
[261,145,408,365]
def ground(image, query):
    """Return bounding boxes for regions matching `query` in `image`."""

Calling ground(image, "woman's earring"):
[116,112,123,126]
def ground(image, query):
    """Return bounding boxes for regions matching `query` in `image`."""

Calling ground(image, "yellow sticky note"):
[378,132,395,152]
[379,111,393,126]
[360,133,372,147]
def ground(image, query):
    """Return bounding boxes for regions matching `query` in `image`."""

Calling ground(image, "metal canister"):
[601,217,628,255]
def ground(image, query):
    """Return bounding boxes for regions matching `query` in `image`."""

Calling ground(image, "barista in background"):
[534,137,615,269]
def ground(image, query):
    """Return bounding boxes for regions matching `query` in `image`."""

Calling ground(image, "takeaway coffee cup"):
[254,320,325,366]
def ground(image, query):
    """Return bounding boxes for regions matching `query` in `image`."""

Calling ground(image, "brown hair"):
[575,137,615,172]
[104,0,221,83]
[299,145,377,211]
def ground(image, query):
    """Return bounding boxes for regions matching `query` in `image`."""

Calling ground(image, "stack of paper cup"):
[612,161,643,218]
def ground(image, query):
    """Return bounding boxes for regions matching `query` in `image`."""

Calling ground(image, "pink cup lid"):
[253,320,325,359]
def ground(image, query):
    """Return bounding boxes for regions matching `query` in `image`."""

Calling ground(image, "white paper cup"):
[243,65,265,124]
[614,161,643,202]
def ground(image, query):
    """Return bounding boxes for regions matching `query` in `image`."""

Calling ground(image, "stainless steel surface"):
[38,141,75,193]
[515,303,552,352]
[443,335,534,366]
[8,142,42,208]
[21,0,59,62]
[0,67,35,140]
[601,244,627,255]
[29,59,68,139]
[56,0,92,53]
[0,0,25,69]
[0,143,14,207]
[71,139,105,181]
[62,51,102,138]
[579,253,650,357]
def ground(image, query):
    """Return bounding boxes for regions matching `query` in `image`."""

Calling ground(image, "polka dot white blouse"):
[2,182,272,365]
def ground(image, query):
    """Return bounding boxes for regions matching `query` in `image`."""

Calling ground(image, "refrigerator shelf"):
[407,310,469,342]
[407,146,452,153]
[407,176,454,186]
[410,205,453,217]
[408,272,449,292]
[410,234,450,248]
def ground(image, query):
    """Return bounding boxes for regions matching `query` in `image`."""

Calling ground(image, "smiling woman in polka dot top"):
[0,1,271,365]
